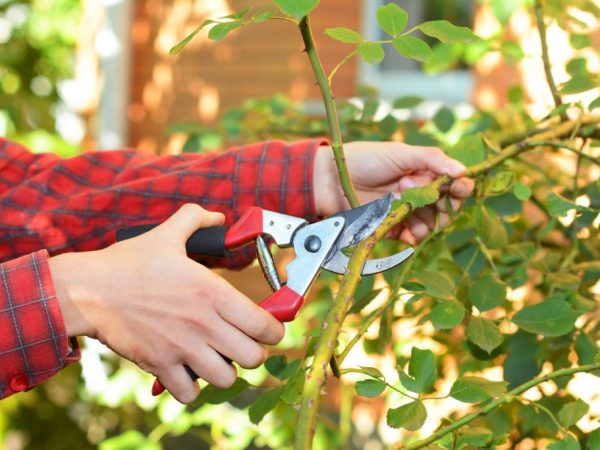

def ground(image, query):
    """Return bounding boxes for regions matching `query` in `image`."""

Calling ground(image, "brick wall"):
[128,0,360,153]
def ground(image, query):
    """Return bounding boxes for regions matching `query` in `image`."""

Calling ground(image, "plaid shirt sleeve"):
[0,137,324,398]
[0,250,79,399]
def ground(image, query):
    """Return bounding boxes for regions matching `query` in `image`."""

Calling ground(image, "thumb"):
[155,203,225,244]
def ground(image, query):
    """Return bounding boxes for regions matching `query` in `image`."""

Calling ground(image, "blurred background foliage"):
[0,0,82,156]
[1,0,599,449]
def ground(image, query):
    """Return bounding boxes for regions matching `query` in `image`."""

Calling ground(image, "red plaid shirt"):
[0,137,322,398]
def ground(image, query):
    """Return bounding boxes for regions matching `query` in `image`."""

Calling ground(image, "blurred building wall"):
[127,0,360,154]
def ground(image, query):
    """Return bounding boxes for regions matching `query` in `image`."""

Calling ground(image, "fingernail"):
[400,178,418,190]
[444,160,466,176]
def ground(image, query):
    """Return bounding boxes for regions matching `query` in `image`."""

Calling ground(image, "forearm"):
[0,138,323,268]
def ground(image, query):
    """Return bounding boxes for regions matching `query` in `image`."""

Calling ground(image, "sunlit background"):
[0,1,599,449]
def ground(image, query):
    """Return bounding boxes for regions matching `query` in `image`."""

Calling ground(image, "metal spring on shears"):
[256,235,282,292]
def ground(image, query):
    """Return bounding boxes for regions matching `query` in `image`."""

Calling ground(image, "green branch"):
[526,140,600,165]
[298,16,360,208]
[534,0,565,118]
[401,362,600,450]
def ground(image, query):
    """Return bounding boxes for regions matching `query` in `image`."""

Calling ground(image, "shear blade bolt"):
[305,235,321,252]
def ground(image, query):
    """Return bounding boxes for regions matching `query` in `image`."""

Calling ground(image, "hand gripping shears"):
[116,194,413,396]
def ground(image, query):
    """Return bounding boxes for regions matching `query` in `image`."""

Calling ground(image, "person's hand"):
[313,142,475,244]
[49,204,284,404]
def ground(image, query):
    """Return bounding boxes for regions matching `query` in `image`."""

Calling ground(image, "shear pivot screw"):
[304,235,321,253]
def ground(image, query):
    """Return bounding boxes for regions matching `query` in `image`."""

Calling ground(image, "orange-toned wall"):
[127,0,360,153]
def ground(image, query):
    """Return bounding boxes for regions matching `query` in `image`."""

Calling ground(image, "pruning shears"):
[116,194,413,396]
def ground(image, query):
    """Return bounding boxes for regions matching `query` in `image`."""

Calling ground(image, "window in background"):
[360,0,475,106]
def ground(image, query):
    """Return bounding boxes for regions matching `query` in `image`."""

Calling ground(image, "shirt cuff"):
[0,250,80,399]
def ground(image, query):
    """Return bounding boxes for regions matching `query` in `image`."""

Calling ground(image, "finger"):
[156,203,226,244]
[415,208,435,230]
[156,365,200,404]
[215,284,285,345]
[438,212,449,228]
[206,319,268,369]
[398,174,436,192]
[399,146,466,178]
[399,227,417,245]
[449,178,475,199]
[186,345,238,389]
[405,217,430,242]
[436,196,461,213]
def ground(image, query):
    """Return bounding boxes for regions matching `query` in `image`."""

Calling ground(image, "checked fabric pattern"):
[0,137,322,398]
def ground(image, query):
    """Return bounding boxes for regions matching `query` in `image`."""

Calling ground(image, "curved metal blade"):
[328,193,393,254]
[323,247,414,275]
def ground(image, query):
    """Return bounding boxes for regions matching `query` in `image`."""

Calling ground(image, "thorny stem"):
[294,115,599,450]
[298,16,360,208]
[526,140,600,165]
[400,363,600,450]
[534,0,565,119]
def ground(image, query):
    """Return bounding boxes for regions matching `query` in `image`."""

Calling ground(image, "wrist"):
[48,252,98,338]
[313,145,345,216]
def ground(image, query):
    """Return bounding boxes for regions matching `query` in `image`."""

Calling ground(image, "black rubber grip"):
[116,224,229,257]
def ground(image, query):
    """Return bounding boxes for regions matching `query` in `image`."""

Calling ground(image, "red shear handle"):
[151,286,305,396]
[259,286,305,323]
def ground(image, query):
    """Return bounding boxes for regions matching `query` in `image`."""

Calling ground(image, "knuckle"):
[211,365,237,389]
[239,345,267,369]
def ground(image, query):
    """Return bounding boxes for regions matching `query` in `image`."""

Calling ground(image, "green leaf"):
[356,379,386,398]
[393,96,423,108]
[559,399,590,429]
[281,366,304,404]
[265,355,287,379]
[272,0,319,20]
[392,36,432,63]
[99,430,161,450]
[588,428,600,450]
[324,27,364,44]
[387,401,427,431]
[253,10,276,23]
[419,20,477,44]
[447,135,485,166]
[358,366,384,379]
[561,74,598,95]
[570,33,591,50]
[487,171,516,195]
[470,273,507,312]
[512,299,579,337]
[248,386,284,424]
[575,332,597,365]
[478,206,508,250]
[170,20,215,55]
[514,182,532,200]
[548,434,581,450]
[466,317,503,353]
[589,96,600,111]
[500,40,524,62]
[433,107,455,132]
[415,270,455,300]
[377,3,408,36]
[349,288,383,314]
[429,301,465,330]
[208,21,242,42]
[400,185,440,209]
[456,427,493,448]
[547,192,587,217]
[358,42,385,64]
[398,347,437,393]
[196,378,249,404]
[449,376,508,403]
[424,42,463,74]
